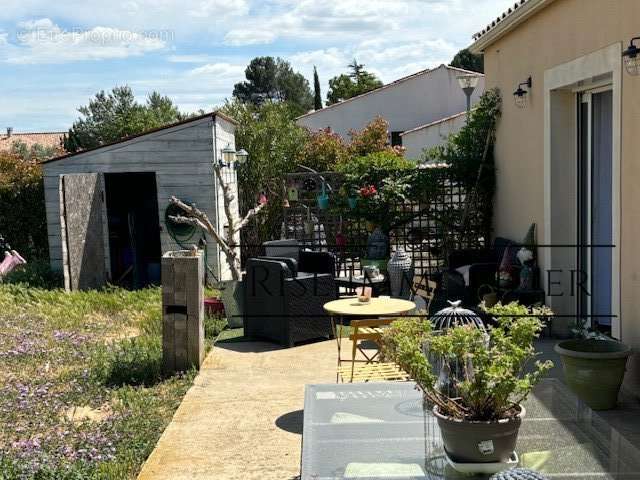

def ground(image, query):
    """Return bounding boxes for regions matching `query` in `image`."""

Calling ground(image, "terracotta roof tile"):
[472,0,530,41]
[0,131,65,152]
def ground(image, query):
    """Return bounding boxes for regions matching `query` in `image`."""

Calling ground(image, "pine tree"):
[326,60,383,105]
[313,66,322,110]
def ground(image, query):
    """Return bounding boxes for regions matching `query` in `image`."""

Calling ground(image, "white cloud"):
[167,54,215,63]
[5,18,167,64]
[187,0,249,18]
[188,62,245,79]
[224,29,277,46]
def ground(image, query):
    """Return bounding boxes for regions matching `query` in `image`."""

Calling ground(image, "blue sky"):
[0,0,514,132]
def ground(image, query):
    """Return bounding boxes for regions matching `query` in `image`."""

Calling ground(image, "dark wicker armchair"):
[244,258,337,347]
[443,237,517,305]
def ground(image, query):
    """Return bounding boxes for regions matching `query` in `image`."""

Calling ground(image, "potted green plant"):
[382,302,552,465]
[554,318,631,410]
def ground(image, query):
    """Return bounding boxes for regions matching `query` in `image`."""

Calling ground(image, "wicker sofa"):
[244,257,337,347]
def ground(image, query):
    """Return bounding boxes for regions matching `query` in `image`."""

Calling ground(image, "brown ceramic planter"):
[433,405,525,463]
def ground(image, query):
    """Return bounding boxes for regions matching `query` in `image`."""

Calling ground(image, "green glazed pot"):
[554,339,631,410]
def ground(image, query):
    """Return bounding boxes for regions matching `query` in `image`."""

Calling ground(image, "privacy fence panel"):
[259,168,491,278]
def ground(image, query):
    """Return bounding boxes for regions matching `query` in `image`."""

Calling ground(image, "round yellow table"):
[323,297,416,317]
[324,297,416,382]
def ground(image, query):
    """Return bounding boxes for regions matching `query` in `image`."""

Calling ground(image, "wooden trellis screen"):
[274,168,490,278]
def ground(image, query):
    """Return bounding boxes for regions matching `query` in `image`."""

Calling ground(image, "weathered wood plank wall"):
[42,115,238,283]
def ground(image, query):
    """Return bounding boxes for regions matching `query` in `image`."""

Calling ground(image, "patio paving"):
[137,338,338,480]
[138,337,640,480]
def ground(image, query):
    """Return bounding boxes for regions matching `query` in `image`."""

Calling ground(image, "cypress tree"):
[313,66,322,110]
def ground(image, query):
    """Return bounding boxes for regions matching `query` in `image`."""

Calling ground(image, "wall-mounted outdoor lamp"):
[218,144,248,168]
[623,37,640,76]
[457,74,481,114]
[513,76,532,108]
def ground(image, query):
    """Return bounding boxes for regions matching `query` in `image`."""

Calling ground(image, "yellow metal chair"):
[336,318,410,383]
[413,275,437,316]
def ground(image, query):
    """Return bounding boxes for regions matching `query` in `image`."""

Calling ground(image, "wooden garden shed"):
[42,112,239,291]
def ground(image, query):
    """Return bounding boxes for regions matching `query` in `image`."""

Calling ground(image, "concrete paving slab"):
[137,339,338,480]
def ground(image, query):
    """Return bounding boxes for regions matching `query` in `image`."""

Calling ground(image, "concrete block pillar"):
[162,250,205,374]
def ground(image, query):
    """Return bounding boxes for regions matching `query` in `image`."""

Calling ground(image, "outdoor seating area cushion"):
[263,239,299,260]
[299,250,336,275]
[256,256,298,277]
[455,264,471,285]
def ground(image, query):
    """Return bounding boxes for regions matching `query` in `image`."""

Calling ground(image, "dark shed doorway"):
[104,173,161,289]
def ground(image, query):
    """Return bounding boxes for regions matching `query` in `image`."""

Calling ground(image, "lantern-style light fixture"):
[623,37,640,76]
[457,74,481,114]
[219,144,249,168]
[514,76,532,108]
[235,148,249,164]
[220,144,236,167]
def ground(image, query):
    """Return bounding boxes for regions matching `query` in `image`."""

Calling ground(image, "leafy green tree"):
[63,86,184,152]
[220,100,308,248]
[451,48,484,73]
[10,140,61,161]
[232,57,313,114]
[313,66,322,110]
[0,152,47,259]
[326,59,383,105]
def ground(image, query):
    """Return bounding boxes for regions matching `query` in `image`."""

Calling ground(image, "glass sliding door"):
[577,89,613,332]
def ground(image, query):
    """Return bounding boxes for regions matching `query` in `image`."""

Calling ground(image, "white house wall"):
[401,112,468,160]
[41,116,232,281]
[296,65,484,141]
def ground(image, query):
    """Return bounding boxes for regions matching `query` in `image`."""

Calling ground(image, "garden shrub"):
[3,260,63,289]
[298,127,349,171]
[424,88,501,241]
[336,151,416,233]
[91,335,163,387]
[204,314,228,340]
[382,302,553,421]
[347,116,404,158]
[0,152,48,261]
[425,88,501,187]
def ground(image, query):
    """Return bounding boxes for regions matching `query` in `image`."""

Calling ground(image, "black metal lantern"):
[514,76,532,108]
[623,37,640,76]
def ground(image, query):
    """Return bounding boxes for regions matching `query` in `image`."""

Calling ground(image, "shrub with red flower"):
[359,185,377,198]
[338,151,415,233]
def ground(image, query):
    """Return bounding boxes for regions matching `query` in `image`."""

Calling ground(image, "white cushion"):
[455,264,471,286]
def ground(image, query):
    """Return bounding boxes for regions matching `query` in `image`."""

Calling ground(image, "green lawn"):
[0,284,224,479]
